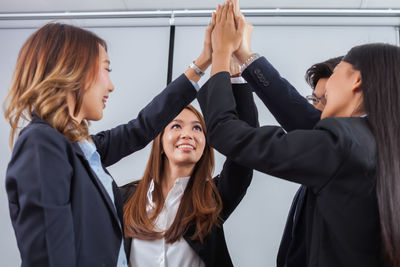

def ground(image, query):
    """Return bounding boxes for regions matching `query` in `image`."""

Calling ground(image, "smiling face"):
[321,61,364,119]
[79,45,114,121]
[161,108,206,168]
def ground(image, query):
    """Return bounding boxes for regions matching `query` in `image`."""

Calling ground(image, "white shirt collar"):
[147,177,190,207]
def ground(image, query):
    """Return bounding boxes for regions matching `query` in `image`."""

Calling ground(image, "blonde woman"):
[4,22,213,267]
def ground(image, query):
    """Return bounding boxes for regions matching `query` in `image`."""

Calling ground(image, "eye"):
[193,125,203,131]
[171,124,181,129]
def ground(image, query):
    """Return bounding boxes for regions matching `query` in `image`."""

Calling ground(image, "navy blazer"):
[242,56,321,132]
[120,82,259,267]
[6,74,197,267]
[242,56,321,266]
[197,71,381,267]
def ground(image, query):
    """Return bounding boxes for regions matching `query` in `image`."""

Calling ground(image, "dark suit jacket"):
[197,71,382,267]
[242,56,322,266]
[6,74,197,267]
[120,82,259,267]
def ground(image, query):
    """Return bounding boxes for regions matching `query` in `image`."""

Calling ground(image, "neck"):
[161,158,194,197]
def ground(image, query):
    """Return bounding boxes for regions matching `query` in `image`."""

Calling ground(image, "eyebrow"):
[172,119,201,125]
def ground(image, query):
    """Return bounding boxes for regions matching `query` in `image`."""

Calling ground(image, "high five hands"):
[210,0,254,76]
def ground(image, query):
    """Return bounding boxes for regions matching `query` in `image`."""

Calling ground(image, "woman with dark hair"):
[197,2,400,267]
[121,90,258,267]
[4,21,214,266]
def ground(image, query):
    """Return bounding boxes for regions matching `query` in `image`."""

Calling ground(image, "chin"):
[320,109,331,120]
[175,157,199,166]
[89,113,103,121]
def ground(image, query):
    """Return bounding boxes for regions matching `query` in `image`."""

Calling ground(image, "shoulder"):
[315,117,372,139]
[15,120,71,152]
[315,117,375,163]
[119,180,140,204]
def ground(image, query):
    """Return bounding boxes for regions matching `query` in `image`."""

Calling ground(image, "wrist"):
[210,53,231,77]
[194,54,211,71]
[212,50,233,61]
[235,50,253,65]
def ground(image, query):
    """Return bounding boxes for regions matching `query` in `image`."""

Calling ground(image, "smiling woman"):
[121,96,259,267]
[3,22,212,267]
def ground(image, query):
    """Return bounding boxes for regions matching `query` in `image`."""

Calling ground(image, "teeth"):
[178,145,194,149]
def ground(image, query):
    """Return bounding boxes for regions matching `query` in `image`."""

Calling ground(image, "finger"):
[222,2,229,23]
[228,2,235,25]
[211,11,216,27]
[237,12,246,36]
[232,0,240,17]
[216,5,221,23]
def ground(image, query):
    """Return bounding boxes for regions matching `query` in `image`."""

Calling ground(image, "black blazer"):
[197,71,382,267]
[242,56,321,266]
[120,82,259,267]
[6,74,197,267]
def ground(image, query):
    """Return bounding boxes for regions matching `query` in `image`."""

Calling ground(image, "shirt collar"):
[78,139,97,161]
[147,177,190,205]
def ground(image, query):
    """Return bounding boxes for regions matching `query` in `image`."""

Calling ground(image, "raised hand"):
[227,0,254,65]
[210,2,245,76]
[234,15,253,65]
[184,12,216,82]
[194,12,216,71]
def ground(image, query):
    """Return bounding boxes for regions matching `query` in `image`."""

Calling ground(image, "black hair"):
[344,43,400,267]
[305,56,343,89]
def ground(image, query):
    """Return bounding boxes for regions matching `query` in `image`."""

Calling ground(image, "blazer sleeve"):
[198,72,351,192]
[242,56,321,131]
[92,74,197,167]
[6,126,76,266]
[209,82,259,221]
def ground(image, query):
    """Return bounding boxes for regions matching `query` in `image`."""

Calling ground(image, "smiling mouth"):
[177,144,195,150]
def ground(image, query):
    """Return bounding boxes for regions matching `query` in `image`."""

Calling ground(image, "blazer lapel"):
[72,142,121,229]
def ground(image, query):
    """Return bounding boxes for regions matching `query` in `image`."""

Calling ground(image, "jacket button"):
[263,81,270,87]
[254,69,261,74]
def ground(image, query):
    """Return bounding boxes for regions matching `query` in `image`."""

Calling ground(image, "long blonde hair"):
[3,23,107,148]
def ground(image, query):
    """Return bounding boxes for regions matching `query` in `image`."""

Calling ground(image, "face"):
[312,78,328,111]
[321,61,362,119]
[161,109,206,168]
[80,45,114,121]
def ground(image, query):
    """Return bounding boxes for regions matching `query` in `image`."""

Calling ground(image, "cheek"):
[162,132,177,151]
[196,135,206,153]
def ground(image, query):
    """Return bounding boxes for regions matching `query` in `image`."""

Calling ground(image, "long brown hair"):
[124,105,223,243]
[3,23,107,148]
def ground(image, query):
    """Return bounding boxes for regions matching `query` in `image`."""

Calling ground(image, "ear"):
[351,70,362,92]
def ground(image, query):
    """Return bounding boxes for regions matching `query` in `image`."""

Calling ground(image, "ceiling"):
[1,0,400,13]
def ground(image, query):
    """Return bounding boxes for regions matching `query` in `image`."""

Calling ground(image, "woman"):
[121,89,258,267]
[197,2,400,267]
[121,101,258,267]
[4,22,212,266]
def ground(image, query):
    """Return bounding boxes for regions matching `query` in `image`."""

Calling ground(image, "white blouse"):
[129,177,205,267]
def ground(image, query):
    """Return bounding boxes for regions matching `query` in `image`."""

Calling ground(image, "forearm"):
[243,56,321,131]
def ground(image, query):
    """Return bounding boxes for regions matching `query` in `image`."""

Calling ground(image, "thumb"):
[236,14,245,36]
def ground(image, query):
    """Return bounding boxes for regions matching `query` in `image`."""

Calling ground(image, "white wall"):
[0,19,398,267]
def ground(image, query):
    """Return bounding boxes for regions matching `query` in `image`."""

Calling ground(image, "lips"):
[102,96,108,108]
[177,143,195,150]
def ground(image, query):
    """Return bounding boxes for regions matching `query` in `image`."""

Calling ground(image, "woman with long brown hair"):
[4,22,214,266]
[121,85,258,266]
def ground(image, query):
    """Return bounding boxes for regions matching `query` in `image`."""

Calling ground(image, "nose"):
[108,79,115,93]
[180,129,193,140]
